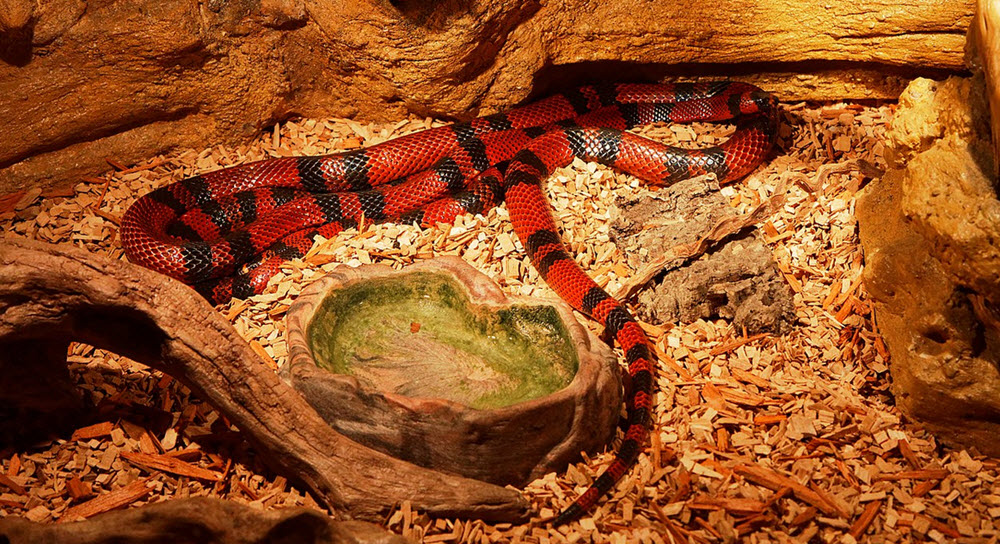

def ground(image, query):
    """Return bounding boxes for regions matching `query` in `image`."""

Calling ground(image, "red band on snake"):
[121,81,777,524]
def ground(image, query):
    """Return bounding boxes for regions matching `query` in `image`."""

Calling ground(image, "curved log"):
[0,237,529,522]
[0,497,409,544]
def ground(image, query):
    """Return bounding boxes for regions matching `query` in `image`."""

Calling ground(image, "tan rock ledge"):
[857,75,1000,455]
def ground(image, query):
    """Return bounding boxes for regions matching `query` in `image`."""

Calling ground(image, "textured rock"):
[0,0,974,194]
[283,257,621,487]
[611,176,796,334]
[0,497,409,544]
[857,76,1000,455]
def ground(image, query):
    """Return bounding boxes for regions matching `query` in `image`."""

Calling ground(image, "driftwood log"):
[0,237,529,522]
[0,497,409,544]
[0,0,974,194]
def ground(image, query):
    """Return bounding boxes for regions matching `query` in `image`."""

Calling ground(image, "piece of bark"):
[611,176,796,334]
[61,479,155,521]
[70,422,115,442]
[0,473,26,496]
[0,496,409,544]
[872,469,950,481]
[66,477,93,501]
[687,496,766,516]
[734,464,848,518]
[120,452,222,482]
[0,237,528,522]
[848,500,882,539]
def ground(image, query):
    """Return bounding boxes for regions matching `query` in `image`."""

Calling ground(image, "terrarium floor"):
[1,97,996,543]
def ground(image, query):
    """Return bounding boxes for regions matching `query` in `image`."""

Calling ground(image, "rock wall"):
[857,76,1000,455]
[0,0,974,194]
[970,0,1000,176]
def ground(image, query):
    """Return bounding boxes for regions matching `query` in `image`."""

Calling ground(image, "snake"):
[121,81,777,524]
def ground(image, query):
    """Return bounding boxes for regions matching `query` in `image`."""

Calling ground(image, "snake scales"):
[121,81,777,524]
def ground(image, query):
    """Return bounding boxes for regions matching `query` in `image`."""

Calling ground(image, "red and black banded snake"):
[121,81,777,524]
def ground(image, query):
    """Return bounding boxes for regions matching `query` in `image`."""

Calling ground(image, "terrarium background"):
[3,0,1000,543]
[0,0,971,195]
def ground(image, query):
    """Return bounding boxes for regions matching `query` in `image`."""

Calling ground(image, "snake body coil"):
[122,81,777,524]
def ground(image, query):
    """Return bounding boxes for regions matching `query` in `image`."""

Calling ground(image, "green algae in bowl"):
[283,257,622,486]
[307,272,579,410]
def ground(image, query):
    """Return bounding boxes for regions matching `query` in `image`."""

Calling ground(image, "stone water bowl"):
[282,256,622,486]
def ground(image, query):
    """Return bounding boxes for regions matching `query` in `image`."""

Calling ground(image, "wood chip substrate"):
[2,97,998,544]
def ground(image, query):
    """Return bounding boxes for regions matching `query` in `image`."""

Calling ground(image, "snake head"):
[740,90,778,117]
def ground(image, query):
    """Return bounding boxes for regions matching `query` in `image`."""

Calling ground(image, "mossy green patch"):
[306,272,579,409]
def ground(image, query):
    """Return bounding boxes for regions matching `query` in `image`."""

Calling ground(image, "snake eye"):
[747,91,776,114]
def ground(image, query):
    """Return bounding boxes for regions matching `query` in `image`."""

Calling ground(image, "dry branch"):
[0,237,528,522]
[734,464,848,518]
[1,496,408,543]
